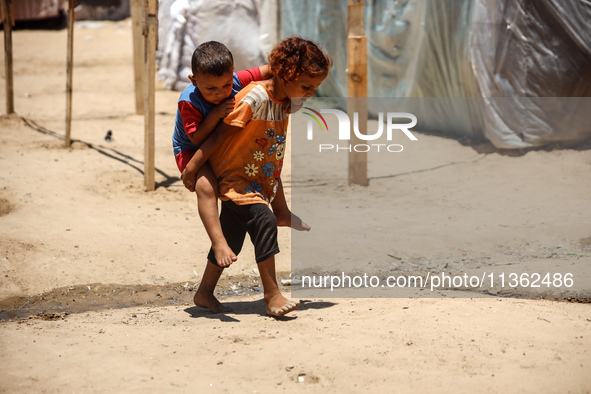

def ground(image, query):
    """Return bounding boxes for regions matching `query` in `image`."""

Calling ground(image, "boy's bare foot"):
[275,211,311,232]
[212,242,237,267]
[194,291,230,314]
[264,291,300,316]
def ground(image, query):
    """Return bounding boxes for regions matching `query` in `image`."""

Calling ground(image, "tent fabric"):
[158,0,591,149]
[157,0,277,91]
[471,0,591,147]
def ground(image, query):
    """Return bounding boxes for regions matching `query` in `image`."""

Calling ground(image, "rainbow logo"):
[303,107,329,132]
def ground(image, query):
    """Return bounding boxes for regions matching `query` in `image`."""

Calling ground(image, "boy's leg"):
[195,163,237,267]
[270,178,311,231]
[258,255,300,316]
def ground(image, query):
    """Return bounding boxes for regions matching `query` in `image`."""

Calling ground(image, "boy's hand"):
[180,165,198,192]
[210,98,235,120]
[258,64,272,80]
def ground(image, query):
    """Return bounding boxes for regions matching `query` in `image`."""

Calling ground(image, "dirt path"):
[1,20,590,393]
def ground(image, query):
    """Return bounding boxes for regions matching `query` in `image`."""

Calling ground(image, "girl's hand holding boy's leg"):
[181,161,199,192]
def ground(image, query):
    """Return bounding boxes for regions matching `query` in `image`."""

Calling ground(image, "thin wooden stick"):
[65,0,76,148]
[347,0,368,186]
[1,0,14,114]
[131,0,144,115]
[143,0,157,191]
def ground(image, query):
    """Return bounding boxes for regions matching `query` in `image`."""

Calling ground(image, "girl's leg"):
[258,256,300,316]
[195,201,247,314]
[195,163,237,267]
[220,201,299,316]
[194,261,226,313]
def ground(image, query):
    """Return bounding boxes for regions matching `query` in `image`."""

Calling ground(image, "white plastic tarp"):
[280,0,591,149]
[157,0,277,91]
[157,0,591,149]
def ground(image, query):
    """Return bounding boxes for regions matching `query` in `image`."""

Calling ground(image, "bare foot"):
[194,291,230,314]
[275,210,311,232]
[264,292,300,316]
[212,242,237,267]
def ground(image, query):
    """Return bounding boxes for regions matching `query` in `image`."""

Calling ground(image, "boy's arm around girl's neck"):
[258,64,272,80]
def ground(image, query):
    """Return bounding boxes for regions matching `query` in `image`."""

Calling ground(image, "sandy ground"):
[1,20,590,393]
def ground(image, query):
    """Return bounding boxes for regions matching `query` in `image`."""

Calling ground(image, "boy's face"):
[283,73,327,106]
[189,69,234,105]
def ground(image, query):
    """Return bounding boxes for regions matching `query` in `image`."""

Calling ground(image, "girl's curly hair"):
[268,37,332,83]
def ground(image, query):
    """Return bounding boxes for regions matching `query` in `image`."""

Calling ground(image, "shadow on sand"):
[184,299,337,322]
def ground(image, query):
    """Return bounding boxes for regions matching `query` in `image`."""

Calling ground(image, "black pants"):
[207,200,280,267]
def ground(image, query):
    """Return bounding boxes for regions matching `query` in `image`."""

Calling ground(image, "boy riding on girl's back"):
[172,41,271,267]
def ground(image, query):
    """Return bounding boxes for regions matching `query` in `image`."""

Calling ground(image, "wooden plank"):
[347,0,365,36]
[65,0,75,148]
[130,0,144,115]
[143,0,157,191]
[347,37,368,186]
[347,0,368,186]
[1,0,14,114]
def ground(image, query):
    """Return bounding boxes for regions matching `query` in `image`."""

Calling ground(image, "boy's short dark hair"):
[191,41,234,77]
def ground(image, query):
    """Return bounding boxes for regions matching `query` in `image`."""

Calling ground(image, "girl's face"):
[283,73,327,105]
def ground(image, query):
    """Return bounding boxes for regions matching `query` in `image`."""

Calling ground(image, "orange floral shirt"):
[208,82,289,205]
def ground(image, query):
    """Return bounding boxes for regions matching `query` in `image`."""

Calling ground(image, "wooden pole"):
[1,0,14,114]
[347,0,368,186]
[65,0,76,148]
[143,0,157,191]
[131,0,144,115]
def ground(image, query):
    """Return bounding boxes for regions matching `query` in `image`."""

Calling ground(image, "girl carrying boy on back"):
[181,37,332,316]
